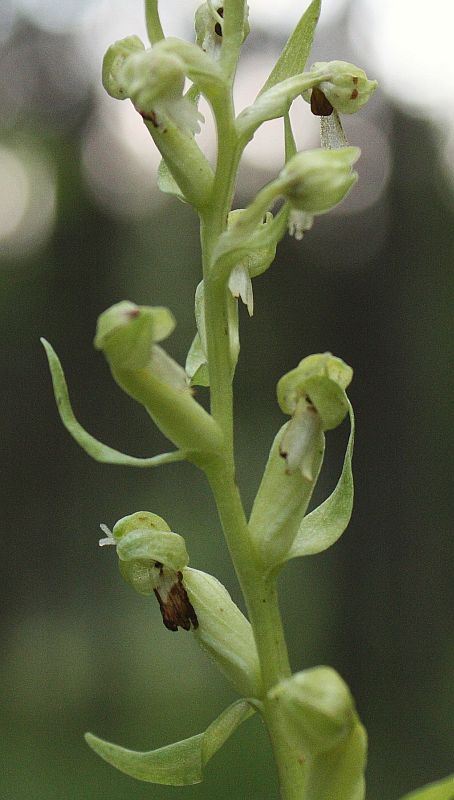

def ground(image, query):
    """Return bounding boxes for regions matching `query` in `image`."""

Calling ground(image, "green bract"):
[86,699,254,785]
[278,147,360,215]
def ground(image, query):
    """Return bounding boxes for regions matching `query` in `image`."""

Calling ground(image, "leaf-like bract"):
[85,699,254,785]
[258,0,321,96]
[41,339,184,467]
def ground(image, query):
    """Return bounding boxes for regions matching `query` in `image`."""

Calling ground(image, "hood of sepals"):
[103,511,190,599]
[303,60,378,115]
[120,45,204,135]
[94,301,176,371]
[277,353,353,432]
[102,35,145,100]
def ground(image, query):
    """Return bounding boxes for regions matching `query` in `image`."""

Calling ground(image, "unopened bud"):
[268,666,355,755]
[279,147,360,215]
[304,60,378,115]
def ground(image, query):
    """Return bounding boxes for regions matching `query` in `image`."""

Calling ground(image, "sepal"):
[85,699,254,785]
[94,301,175,370]
[183,567,263,697]
[277,352,353,430]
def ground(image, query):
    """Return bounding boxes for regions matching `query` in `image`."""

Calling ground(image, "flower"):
[277,353,353,477]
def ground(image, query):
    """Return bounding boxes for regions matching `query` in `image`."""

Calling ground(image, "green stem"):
[201,85,305,799]
[145,0,165,44]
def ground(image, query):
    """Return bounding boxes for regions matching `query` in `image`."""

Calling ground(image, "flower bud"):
[268,667,367,800]
[303,61,378,115]
[182,567,262,698]
[278,147,360,215]
[102,35,145,100]
[268,667,355,755]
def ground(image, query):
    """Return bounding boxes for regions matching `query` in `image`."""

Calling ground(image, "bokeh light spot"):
[0,142,57,261]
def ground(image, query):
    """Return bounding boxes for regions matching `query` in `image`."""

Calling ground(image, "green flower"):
[277,353,352,477]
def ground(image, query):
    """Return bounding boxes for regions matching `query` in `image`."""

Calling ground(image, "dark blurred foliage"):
[1,9,453,800]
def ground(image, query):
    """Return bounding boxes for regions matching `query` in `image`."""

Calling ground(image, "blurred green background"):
[1,1,453,798]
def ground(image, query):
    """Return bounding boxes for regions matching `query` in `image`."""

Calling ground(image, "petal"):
[228,264,254,316]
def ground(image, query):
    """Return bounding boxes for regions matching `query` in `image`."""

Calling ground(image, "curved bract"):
[85,699,254,786]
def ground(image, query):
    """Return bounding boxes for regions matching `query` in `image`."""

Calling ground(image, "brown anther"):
[154,571,198,632]
[215,6,223,36]
[310,87,333,117]
[350,88,359,100]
